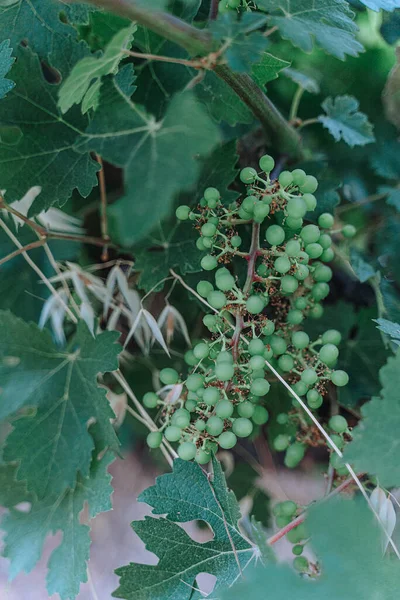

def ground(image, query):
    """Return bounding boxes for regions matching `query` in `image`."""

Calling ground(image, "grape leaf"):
[2,452,114,600]
[283,67,320,94]
[0,46,100,215]
[196,72,253,125]
[251,53,290,88]
[58,24,136,114]
[113,457,255,599]
[383,47,400,132]
[195,140,240,204]
[360,0,400,10]
[0,40,14,100]
[371,140,400,179]
[345,349,400,487]
[0,311,121,498]
[77,69,220,246]
[350,248,378,282]
[379,185,400,211]
[257,0,363,60]
[318,96,375,147]
[223,497,400,599]
[61,2,97,23]
[381,9,400,44]
[374,318,400,345]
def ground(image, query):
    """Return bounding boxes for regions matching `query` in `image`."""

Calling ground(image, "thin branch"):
[209,0,219,20]
[123,48,203,68]
[336,191,388,214]
[95,154,110,261]
[289,86,304,122]
[0,239,45,266]
[298,117,319,130]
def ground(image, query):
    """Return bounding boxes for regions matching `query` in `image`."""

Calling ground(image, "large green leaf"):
[196,72,253,126]
[113,457,255,599]
[345,349,400,487]
[361,0,400,10]
[0,46,99,214]
[0,39,14,100]
[0,312,121,498]
[2,452,114,600]
[257,0,363,60]
[78,68,220,246]
[319,96,375,147]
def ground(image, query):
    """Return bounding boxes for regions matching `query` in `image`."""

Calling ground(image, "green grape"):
[295,264,310,281]
[160,368,179,385]
[293,381,308,396]
[196,238,206,251]
[178,442,197,461]
[286,216,303,230]
[252,368,265,380]
[264,346,274,360]
[309,303,324,319]
[319,233,332,249]
[305,243,323,259]
[195,449,211,464]
[318,212,334,229]
[286,197,307,219]
[295,297,308,310]
[278,354,294,372]
[201,222,217,237]
[281,500,297,517]
[281,275,299,294]
[204,187,220,203]
[215,362,234,381]
[300,175,318,193]
[248,338,265,356]
[253,203,270,223]
[331,370,349,386]
[240,167,257,183]
[292,331,309,349]
[297,251,310,264]
[186,373,205,392]
[218,1,230,13]
[259,154,275,173]
[329,415,348,433]
[321,247,335,262]
[216,400,234,418]
[330,452,345,470]
[301,368,318,385]
[202,237,213,249]
[231,235,242,248]
[201,255,218,271]
[312,282,330,301]
[184,350,198,366]
[143,392,158,409]
[319,343,339,365]
[204,387,220,406]
[303,193,317,211]
[249,355,266,370]
[293,556,309,572]
[270,335,287,355]
[176,205,190,220]
[217,351,234,363]
[189,211,197,220]
[207,290,226,309]
[218,431,237,449]
[251,378,270,396]
[252,405,269,424]
[286,239,301,257]
[242,196,257,213]
[146,432,163,449]
[165,425,181,442]
[307,390,323,409]
[273,434,290,451]
[257,263,269,277]
[172,408,191,429]
[262,320,275,336]
[279,170,293,187]
[233,417,253,437]
[277,412,289,425]
[228,0,241,7]
[287,310,304,325]
[330,433,344,450]
[284,442,306,468]
[276,515,291,528]
[274,255,291,274]
[216,273,235,292]
[342,224,356,238]
[206,416,224,436]
[292,545,304,556]
[300,224,320,244]
[287,523,307,543]
[238,401,255,418]
[314,264,332,282]
[209,216,219,225]
[203,314,218,332]
[246,295,265,314]
[292,169,307,187]
[193,342,210,360]
[266,225,285,246]
[195,419,206,432]
[200,198,207,207]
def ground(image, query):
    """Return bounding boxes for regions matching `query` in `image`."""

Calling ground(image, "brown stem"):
[0,239,45,266]
[209,0,219,20]
[95,154,110,260]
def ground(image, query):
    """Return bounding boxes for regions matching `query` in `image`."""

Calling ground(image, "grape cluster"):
[145,156,352,465]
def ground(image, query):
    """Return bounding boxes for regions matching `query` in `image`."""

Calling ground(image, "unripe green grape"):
[342,224,356,238]
[331,370,349,386]
[293,381,308,396]
[292,545,304,556]
[303,193,317,211]
[207,416,224,436]
[292,331,309,349]
[319,343,339,366]
[312,282,330,301]
[197,387,205,399]
[259,154,275,173]
[172,408,191,429]
[301,368,318,385]
[279,170,293,187]
[217,351,233,363]
[273,434,290,451]
[292,169,307,187]
[218,1,230,13]
[295,264,310,281]
[257,263,269,277]
[286,239,301,257]
[287,523,307,543]
[278,354,294,372]
[216,273,235,292]
[240,167,257,184]
[215,362,234,381]
[238,401,255,418]
[189,211,197,220]
[186,373,204,392]
[253,202,270,223]
[321,247,335,262]
[196,238,206,251]
[293,556,309,572]
[251,378,270,396]
[146,431,162,449]
[178,441,197,461]
[300,224,320,244]
[262,320,275,336]
[233,417,253,438]
[203,387,220,406]
[184,350,198,366]
[300,175,318,194]
[231,235,242,248]
[242,196,257,213]
[252,368,265,380]
[202,237,213,249]
[330,453,345,470]
[201,222,217,237]
[284,442,306,468]
[276,515,291,528]
[277,412,289,425]
[201,255,217,271]
[295,297,308,310]
[184,399,197,412]
[319,233,332,249]
[200,198,207,207]
[286,216,303,230]
[281,275,299,294]
[165,425,181,442]
[297,251,310,264]
[160,367,179,385]
[207,290,226,309]
[270,335,287,355]
[249,355,265,371]
[314,264,332,282]
[195,449,211,464]
[195,419,206,432]
[143,392,158,409]
[246,295,265,314]
[264,346,274,360]
[306,243,323,259]
[203,314,218,332]
[274,255,291,274]
[281,500,297,517]
[228,0,241,7]
[329,414,348,433]
[218,431,237,449]
[266,225,285,246]
[318,212,334,229]
[286,197,307,219]
[307,389,323,409]
[204,187,220,203]
[252,405,269,425]
[330,433,344,450]
[216,400,234,418]
[248,338,265,356]
[309,303,324,319]
[193,342,210,360]
[176,205,190,220]
[238,206,252,220]
[287,310,304,325]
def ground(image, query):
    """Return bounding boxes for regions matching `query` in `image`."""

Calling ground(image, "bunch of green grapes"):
[144,155,353,465]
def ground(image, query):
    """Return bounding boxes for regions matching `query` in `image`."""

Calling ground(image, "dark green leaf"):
[350,248,378,282]
[283,67,320,94]
[196,71,253,126]
[0,40,14,100]
[371,140,400,179]
[379,185,400,211]
[251,53,290,88]
[381,9,400,45]
[319,96,375,147]
[374,317,400,345]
